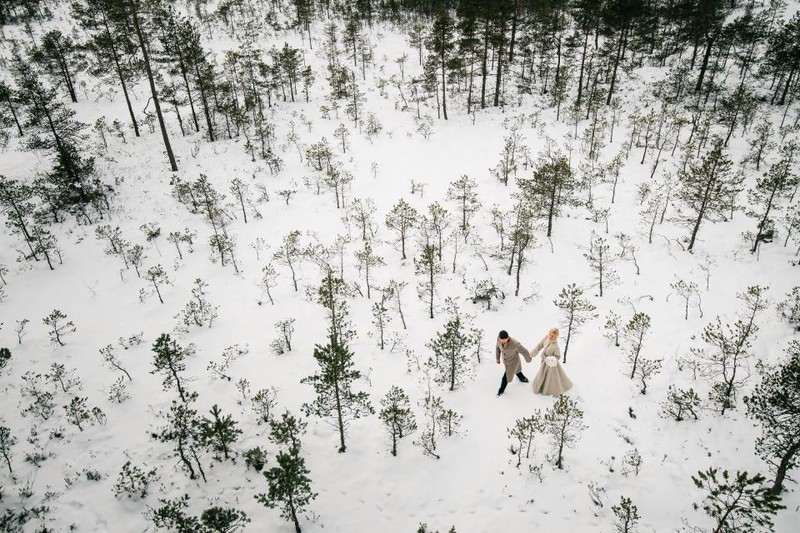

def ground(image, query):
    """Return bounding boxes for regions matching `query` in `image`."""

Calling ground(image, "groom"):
[495,330,531,396]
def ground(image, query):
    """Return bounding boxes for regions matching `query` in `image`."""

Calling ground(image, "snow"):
[0,4,799,533]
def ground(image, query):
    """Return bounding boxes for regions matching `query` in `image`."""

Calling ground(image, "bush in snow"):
[113,461,158,499]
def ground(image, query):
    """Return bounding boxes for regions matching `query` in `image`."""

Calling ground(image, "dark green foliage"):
[379,386,417,456]
[113,460,158,499]
[151,333,191,402]
[611,496,639,533]
[744,340,800,495]
[199,506,250,533]
[243,447,267,472]
[691,468,784,532]
[256,410,315,533]
[0,348,10,372]
[152,394,206,482]
[301,336,373,453]
[198,404,242,460]
[425,303,476,390]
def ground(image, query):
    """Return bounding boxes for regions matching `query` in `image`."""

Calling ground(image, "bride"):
[531,328,573,396]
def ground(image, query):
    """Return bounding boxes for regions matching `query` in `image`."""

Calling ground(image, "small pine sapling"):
[622,312,651,380]
[198,405,242,461]
[0,426,16,474]
[635,357,662,395]
[415,389,446,460]
[260,263,278,305]
[553,283,597,363]
[42,309,76,346]
[15,318,29,344]
[379,386,417,456]
[543,395,587,470]
[0,347,10,374]
[199,506,250,532]
[269,318,295,355]
[64,396,92,431]
[660,385,701,421]
[425,301,476,391]
[144,265,170,304]
[301,336,373,453]
[584,231,618,297]
[151,333,193,403]
[622,448,643,477]
[243,447,267,472]
[668,279,702,320]
[603,311,622,347]
[611,496,640,533]
[508,412,543,468]
[113,461,158,499]
[371,289,392,350]
[47,362,81,392]
[251,387,279,425]
[99,344,132,381]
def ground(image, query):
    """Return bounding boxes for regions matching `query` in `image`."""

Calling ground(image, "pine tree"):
[32,30,81,103]
[527,154,575,237]
[301,335,373,453]
[744,340,800,495]
[415,243,443,319]
[153,393,206,482]
[355,240,384,299]
[256,410,315,533]
[198,404,241,461]
[611,496,639,533]
[151,333,192,403]
[425,302,476,391]
[691,468,784,532]
[42,309,76,346]
[677,139,741,252]
[776,287,800,331]
[553,284,597,363]
[379,386,417,456]
[584,231,617,297]
[446,175,480,238]
[544,395,587,470]
[124,0,178,171]
[0,426,16,474]
[385,199,419,260]
[0,176,39,260]
[748,156,799,254]
[273,230,305,292]
[72,0,142,137]
[621,312,650,380]
[661,385,701,421]
[508,412,543,469]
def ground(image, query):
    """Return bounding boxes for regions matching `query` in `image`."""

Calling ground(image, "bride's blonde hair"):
[548,327,560,337]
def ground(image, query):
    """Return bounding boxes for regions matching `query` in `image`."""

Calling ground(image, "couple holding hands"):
[495,328,573,397]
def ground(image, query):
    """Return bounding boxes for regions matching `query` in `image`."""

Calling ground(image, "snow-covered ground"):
[0,3,799,533]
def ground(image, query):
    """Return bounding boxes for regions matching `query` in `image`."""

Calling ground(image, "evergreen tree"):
[543,395,587,470]
[691,468,783,533]
[425,302,476,391]
[0,176,39,260]
[677,139,741,252]
[622,312,650,380]
[256,445,315,533]
[415,243,443,319]
[527,154,575,238]
[611,496,639,533]
[124,0,178,171]
[151,333,192,403]
[385,199,419,260]
[379,386,417,456]
[584,231,617,297]
[0,426,16,474]
[748,156,798,254]
[153,393,206,482]
[72,0,142,137]
[425,9,456,120]
[301,335,373,453]
[446,175,480,238]
[744,340,800,495]
[31,30,81,103]
[198,404,241,461]
[553,284,597,363]
[355,240,384,299]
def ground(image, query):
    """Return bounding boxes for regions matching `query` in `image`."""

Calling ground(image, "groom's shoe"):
[497,387,505,396]
[517,373,529,383]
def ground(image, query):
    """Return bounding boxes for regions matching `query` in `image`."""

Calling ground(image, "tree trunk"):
[101,11,140,137]
[493,14,506,108]
[770,441,800,495]
[480,17,489,109]
[695,34,716,94]
[130,1,178,171]
[751,188,777,253]
[606,26,625,105]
